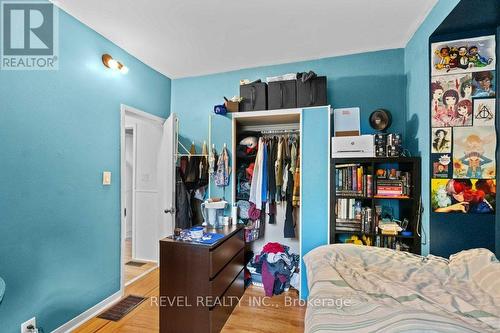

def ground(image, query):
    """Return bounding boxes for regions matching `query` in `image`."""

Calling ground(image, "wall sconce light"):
[102,54,129,74]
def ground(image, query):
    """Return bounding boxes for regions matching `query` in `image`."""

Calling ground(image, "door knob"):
[164,208,176,214]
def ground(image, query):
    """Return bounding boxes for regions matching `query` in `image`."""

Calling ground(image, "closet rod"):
[260,129,300,134]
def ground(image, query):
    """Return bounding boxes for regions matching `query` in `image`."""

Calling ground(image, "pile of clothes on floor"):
[247,242,300,296]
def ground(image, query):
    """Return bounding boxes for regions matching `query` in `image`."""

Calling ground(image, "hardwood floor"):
[74,269,305,333]
[124,238,157,284]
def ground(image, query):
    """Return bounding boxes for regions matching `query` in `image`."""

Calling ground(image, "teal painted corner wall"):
[403,0,461,255]
[0,4,171,333]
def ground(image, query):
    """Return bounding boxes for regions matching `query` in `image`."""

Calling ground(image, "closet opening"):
[232,110,302,296]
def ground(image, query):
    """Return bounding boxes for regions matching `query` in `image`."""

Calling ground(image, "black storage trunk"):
[239,82,268,111]
[296,76,327,107]
[268,80,297,110]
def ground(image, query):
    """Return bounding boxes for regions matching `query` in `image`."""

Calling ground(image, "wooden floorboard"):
[73,268,305,333]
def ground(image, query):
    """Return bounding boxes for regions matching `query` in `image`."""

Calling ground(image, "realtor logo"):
[1,1,58,70]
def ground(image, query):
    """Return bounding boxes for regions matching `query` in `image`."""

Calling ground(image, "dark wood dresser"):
[159,225,244,333]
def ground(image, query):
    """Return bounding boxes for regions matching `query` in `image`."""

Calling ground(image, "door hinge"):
[124,208,127,217]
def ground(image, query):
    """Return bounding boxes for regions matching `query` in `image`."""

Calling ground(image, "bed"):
[304,244,500,333]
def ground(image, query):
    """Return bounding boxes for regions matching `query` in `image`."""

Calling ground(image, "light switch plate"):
[21,317,36,333]
[102,171,112,185]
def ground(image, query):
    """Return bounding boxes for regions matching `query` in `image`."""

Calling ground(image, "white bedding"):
[304,244,500,333]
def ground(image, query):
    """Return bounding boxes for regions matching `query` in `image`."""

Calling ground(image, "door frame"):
[120,104,165,291]
[124,125,137,260]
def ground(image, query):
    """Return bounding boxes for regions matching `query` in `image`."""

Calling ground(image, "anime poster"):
[431,35,496,76]
[431,73,473,127]
[432,154,451,178]
[472,71,496,98]
[431,128,452,153]
[453,126,496,179]
[431,178,495,214]
[473,98,496,127]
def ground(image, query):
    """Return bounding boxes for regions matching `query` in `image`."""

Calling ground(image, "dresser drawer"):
[209,230,244,278]
[209,270,244,333]
[209,249,243,298]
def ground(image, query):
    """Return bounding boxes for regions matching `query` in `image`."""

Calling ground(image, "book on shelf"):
[375,171,411,197]
[335,164,372,197]
[335,199,374,233]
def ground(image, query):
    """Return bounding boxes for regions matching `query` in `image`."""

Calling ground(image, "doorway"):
[120,105,168,287]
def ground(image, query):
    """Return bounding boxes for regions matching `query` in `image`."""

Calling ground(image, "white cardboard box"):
[331,135,374,158]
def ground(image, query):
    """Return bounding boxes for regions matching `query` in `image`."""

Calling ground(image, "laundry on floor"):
[246,242,300,297]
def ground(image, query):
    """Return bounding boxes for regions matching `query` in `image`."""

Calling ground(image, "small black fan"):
[369,109,392,131]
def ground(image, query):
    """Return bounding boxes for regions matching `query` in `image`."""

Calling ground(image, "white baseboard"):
[124,265,158,287]
[51,290,123,333]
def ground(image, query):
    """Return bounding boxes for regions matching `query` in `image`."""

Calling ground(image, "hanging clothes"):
[261,140,268,203]
[292,146,300,207]
[284,137,296,238]
[208,146,217,177]
[267,138,277,224]
[199,142,209,187]
[175,167,192,229]
[275,138,284,201]
[185,143,200,190]
[249,138,265,210]
[214,145,230,187]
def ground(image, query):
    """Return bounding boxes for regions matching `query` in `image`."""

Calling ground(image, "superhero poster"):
[431,35,495,76]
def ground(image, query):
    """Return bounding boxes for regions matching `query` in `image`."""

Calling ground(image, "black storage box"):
[268,80,297,110]
[296,76,327,107]
[239,82,268,111]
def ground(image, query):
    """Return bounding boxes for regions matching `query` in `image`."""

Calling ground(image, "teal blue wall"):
[403,0,461,255]
[0,5,171,333]
[172,48,407,148]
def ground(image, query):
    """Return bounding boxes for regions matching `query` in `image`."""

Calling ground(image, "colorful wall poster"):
[473,98,496,127]
[431,128,452,153]
[431,178,495,214]
[432,154,451,178]
[431,35,496,76]
[472,71,496,98]
[431,73,472,127]
[453,126,496,179]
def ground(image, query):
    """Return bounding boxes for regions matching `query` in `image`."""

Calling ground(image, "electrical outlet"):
[21,317,36,333]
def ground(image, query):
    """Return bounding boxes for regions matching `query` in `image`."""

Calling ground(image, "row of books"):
[335,198,374,233]
[335,164,373,197]
[375,172,411,197]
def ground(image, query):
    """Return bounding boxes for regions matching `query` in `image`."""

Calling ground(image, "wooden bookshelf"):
[330,156,422,254]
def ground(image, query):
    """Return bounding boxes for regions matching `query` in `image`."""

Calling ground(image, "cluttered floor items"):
[246,242,300,297]
[236,131,300,242]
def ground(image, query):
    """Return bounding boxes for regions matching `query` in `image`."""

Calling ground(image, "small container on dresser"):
[159,225,245,333]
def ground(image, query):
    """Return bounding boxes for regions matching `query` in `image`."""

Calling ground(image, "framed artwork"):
[431,128,452,153]
[431,73,472,127]
[471,70,496,98]
[473,98,495,127]
[431,178,495,214]
[453,126,496,179]
[432,154,451,178]
[431,35,496,76]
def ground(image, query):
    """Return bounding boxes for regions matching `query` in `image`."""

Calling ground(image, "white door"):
[158,113,177,242]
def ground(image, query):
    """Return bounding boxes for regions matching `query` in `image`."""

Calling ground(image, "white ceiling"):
[52,0,437,78]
